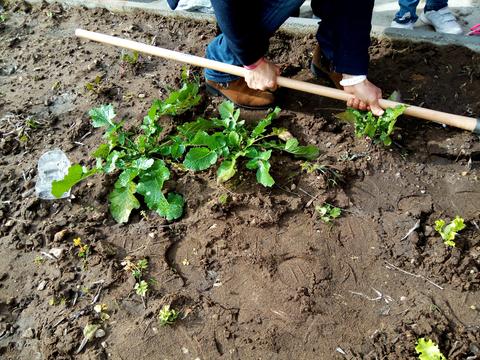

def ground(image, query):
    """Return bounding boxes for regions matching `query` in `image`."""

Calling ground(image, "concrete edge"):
[26,0,480,53]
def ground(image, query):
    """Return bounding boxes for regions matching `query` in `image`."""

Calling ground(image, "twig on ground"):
[40,251,56,260]
[400,220,421,241]
[349,287,393,304]
[385,261,444,290]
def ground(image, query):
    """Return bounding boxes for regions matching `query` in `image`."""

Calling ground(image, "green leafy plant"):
[315,203,341,223]
[434,216,466,247]
[94,303,110,321]
[178,101,318,187]
[158,304,179,326]
[53,72,318,223]
[84,74,105,95]
[337,105,406,146]
[0,14,8,22]
[122,257,152,303]
[121,50,139,65]
[415,338,446,360]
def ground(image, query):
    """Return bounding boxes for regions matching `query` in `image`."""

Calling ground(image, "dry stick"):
[75,29,480,134]
[385,261,444,290]
[400,220,421,241]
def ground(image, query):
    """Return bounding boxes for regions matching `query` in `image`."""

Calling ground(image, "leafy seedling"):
[73,237,90,267]
[336,105,406,146]
[301,161,342,187]
[121,50,139,65]
[415,338,446,360]
[434,216,466,247]
[122,257,152,307]
[76,324,101,354]
[158,304,180,326]
[315,203,341,223]
[34,255,45,265]
[94,303,110,321]
[84,74,105,95]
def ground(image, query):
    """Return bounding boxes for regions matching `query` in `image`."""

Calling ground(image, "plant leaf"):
[136,160,170,211]
[108,181,140,223]
[92,143,110,159]
[183,147,218,171]
[251,107,281,138]
[51,164,96,198]
[156,192,184,221]
[89,104,116,129]
[217,159,237,183]
[415,338,446,360]
[133,157,154,170]
[256,160,275,187]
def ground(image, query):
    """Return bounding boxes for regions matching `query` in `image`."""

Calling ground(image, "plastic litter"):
[35,149,70,200]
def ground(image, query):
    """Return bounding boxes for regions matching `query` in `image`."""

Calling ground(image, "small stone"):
[424,225,434,237]
[101,341,108,348]
[181,347,189,354]
[5,220,14,227]
[400,296,407,301]
[95,329,106,338]
[21,328,35,339]
[53,229,68,243]
[138,93,145,98]
[37,280,47,291]
[461,171,468,176]
[49,248,64,259]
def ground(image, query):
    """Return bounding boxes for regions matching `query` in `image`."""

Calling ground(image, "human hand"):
[343,79,384,116]
[244,58,280,91]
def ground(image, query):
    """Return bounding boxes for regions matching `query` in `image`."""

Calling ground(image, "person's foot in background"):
[420,7,463,34]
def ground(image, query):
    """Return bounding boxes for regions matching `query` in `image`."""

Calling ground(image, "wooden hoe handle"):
[75,29,480,134]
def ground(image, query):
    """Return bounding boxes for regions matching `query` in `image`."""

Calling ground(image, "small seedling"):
[158,304,179,326]
[134,280,149,297]
[94,303,110,321]
[76,324,101,354]
[301,161,342,187]
[73,237,90,265]
[336,105,406,146]
[315,203,341,223]
[34,255,45,265]
[122,257,153,305]
[415,338,446,360]
[0,14,8,22]
[121,50,139,65]
[49,296,66,306]
[434,216,466,247]
[84,75,104,94]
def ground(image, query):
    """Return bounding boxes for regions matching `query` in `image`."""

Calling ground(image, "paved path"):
[127,0,479,34]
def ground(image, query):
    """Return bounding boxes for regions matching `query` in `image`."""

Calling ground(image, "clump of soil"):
[0,3,479,360]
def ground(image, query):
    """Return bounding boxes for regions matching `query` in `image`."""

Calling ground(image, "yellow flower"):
[73,238,82,247]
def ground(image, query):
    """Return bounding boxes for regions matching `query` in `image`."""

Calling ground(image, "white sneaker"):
[420,7,463,35]
[390,20,414,30]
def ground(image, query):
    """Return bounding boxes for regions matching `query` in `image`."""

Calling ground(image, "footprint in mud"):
[277,257,316,289]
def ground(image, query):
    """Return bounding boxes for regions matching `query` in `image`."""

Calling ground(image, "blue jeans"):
[394,0,448,23]
[205,0,305,83]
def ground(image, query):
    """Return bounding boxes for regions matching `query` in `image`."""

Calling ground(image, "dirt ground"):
[1,2,480,359]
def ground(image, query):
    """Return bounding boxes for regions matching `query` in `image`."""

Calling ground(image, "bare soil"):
[1,2,480,359]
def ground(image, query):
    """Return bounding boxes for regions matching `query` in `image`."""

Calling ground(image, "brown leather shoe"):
[205,78,275,110]
[311,45,342,89]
